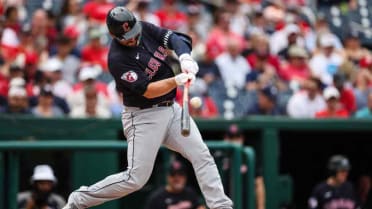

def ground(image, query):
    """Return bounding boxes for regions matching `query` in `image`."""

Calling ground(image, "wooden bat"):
[181,80,191,137]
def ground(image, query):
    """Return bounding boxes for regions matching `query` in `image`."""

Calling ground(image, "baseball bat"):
[181,80,191,137]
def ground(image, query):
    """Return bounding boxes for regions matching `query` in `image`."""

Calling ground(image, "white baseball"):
[190,97,202,108]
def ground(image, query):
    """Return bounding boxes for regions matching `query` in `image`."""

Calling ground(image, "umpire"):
[62,6,233,209]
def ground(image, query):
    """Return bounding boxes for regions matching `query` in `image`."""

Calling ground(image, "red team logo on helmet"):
[122,22,130,32]
[121,71,138,82]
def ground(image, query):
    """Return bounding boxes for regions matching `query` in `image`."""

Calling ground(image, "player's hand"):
[179,53,199,75]
[175,73,195,86]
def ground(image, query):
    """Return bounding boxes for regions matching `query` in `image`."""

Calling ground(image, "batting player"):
[62,6,233,209]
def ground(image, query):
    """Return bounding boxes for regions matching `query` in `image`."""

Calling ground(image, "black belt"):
[138,100,174,109]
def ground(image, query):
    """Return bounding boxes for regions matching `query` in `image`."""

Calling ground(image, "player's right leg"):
[63,107,173,209]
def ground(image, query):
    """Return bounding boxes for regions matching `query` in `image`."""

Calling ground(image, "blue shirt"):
[354,107,372,118]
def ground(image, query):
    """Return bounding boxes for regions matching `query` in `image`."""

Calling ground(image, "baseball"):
[190,97,202,108]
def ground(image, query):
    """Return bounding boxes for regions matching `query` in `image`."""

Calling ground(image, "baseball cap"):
[40,85,53,96]
[8,87,27,97]
[320,33,336,48]
[63,26,79,39]
[288,45,308,58]
[40,58,63,72]
[9,77,26,87]
[260,85,278,102]
[79,66,100,81]
[225,124,242,138]
[168,161,187,176]
[31,165,57,183]
[323,86,340,100]
[285,24,300,36]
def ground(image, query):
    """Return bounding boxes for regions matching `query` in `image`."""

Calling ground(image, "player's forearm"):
[143,77,177,99]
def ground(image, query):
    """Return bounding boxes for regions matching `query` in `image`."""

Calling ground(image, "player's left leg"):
[163,103,233,209]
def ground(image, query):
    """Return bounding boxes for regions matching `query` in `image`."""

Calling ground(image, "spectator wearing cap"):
[67,69,111,118]
[39,58,72,99]
[315,86,349,118]
[184,3,210,42]
[333,73,356,114]
[51,36,80,84]
[269,23,302,55]
[0,86,30,114]
[215,38,251,90]
[280,45,310,87]
[17,165,65,209]
[310,33,345,85]
[144,161,206,209]
[72,66,109,98]
[31,85,64,118]
[154,0,187,32]
[246,85,283,115]
[277,24,303,60]
[222,124,266,209]
[287,77,326,118]
[354,92,372,118]
[81,28,109,72]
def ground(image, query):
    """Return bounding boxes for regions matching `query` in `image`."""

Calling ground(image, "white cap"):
[9,78,26,87]
[31,165,57,183]
[79,66,99,81]
[40,58,63,72]
[8,87,27,97]
[323,86,340,100]
[285,24,300,35]
[320,33,336,47]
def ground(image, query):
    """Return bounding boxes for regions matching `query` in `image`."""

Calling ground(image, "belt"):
[137,100,174,109]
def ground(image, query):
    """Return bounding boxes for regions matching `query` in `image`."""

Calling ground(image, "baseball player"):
[308,155,358,209]
[62,6,233,209]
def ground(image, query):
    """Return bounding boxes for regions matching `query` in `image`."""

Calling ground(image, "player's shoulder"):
[312,181,329,193]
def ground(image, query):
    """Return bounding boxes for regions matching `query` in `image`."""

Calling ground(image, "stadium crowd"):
[0,0,371,119]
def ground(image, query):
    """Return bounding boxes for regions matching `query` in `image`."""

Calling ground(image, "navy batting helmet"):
[106,6,142,40]
[328,155,351,176]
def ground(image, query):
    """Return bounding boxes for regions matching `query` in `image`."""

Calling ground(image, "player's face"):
[335,170,348,184]
[117,34,140,47]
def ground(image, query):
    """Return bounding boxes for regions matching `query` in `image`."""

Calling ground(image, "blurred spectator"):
[280,45,310,87]
[72,66,109,98]
[310,33,345,85]
[196,48,221,85]
[106,80,123,118]
[225,0,249,37]
[205,9,244,60]
[247,85,283,115]
[82,0,114,25]
[68,74,111,118]
[0,86,30,114]
[334,73,356,114]
[30,9,50,53]
[287,77,326,118]
[52,36,80,84]
[144,161,206,209]
[277,24,302,60]
[81,28,108,72]
[154,0,187,32]
[31,86,64,118]
[132,0,160,26]
[343,32,370,65]
[185,4,210,42]
[308,155,358,209]
[4,6,21,33]
[246,11,269,37]
[263,0,286,27]
[223,124,266,209]
[39,58,72,99]
[315,86,349,118]
[354,92,372,118]
[216,38,251,90]
[17,165,65,209]
[246,34,281,83]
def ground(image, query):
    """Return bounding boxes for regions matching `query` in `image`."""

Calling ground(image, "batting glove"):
[175,73,195,86]
[179,53,199,75]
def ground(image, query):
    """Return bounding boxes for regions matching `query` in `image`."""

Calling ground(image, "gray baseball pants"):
[67,103,233,209]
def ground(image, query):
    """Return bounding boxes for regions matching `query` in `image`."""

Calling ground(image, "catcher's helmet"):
[106,6,142,40]
[328,155,351,175]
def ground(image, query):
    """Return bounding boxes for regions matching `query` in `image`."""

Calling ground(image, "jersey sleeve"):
[142,21,173,49]
[108,56,150,96]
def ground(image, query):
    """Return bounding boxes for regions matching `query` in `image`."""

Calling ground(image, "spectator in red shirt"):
[72,66,109,99]
[315,86,349,118]
[280,45,310,86]
[333,73,356,114]
[81,28,108,71]
[83,0,114,24]
[154,0,187,32]
[205,9,244,60]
